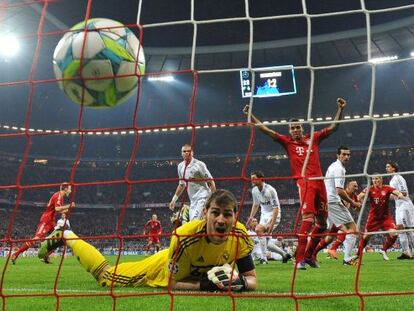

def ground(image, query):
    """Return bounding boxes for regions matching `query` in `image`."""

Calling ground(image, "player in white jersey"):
[247,218,263,261]
[322,146,361,265]
[386,161,414,259]
[169,144,216,221]
[55,213,71,230]
[247,171,287,263]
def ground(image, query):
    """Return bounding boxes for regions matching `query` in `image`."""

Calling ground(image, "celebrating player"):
[243,98,346,269]
[143,214,162,254]
[312,146,361,265]
[247,171,288,263]
[357,176,405,261]
[385,161,414,259]
[11,183,74,264]
[39,189,257,291]
[169,144,216,221]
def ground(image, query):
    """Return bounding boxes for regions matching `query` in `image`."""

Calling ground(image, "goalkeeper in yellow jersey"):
[39,189,257,291]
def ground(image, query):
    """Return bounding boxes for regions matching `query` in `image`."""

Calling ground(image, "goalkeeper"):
[39,189,257,291]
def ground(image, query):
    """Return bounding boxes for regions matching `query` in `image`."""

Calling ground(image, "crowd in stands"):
[0,144,410,251]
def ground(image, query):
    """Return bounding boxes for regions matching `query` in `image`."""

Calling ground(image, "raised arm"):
[243,105,279,139]
[326,98,346,135]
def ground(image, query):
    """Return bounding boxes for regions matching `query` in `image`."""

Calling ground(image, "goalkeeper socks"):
[63,230,109,280]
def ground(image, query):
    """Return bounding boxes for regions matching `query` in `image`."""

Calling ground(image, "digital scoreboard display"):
[240,65,297,98]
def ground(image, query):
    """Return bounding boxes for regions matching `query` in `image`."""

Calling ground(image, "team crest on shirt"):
[222,251,230,261]
[381,191,386,196]
[168,261,179,274]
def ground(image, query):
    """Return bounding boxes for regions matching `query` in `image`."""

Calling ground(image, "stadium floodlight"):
[411,51,414,57]
[369,55,398,64]
[147,75,175,82]
[0,33,20,57]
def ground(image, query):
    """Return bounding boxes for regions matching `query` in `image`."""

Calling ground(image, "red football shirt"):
[273,128,329,178]
[145,220,162,234]
[367,185,395,222]
[39,191,63,225]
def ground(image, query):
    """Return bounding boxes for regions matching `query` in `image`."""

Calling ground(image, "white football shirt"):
[178,158,213,202]
[324,159,346,203]
[252,183,280,216]
[390,174,414,209]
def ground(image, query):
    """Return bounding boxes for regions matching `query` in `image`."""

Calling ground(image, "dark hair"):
[251,170,265,178]
[288,118,300,123]
[386,161,399,172]
[337,145,350,155]
[205,189,238,212]
[346,179,357,185]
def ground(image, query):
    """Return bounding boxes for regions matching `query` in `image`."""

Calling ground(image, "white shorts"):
[395,206,414,227]
[259,213,280,231]
[189,196,208,221]
[327,202,355,228]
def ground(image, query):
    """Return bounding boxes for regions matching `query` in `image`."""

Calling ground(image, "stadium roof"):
[1,0,414,71]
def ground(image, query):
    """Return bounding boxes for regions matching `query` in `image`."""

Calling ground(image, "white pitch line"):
[2,288,407,296]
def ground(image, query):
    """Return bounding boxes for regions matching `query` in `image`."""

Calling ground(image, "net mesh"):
[1,0,414,310]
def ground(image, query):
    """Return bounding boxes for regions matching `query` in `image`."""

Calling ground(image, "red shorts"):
[366,216,396,232]
[148,234,160,244]
[297,179,328,218]
[35,222,55,239]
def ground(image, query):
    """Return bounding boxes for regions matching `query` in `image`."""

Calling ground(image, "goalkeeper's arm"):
[172,255,257,291]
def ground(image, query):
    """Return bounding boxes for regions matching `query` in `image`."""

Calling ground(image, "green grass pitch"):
[1,252,413,311]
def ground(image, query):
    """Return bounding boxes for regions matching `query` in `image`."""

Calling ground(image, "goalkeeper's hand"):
[200,263,247,292]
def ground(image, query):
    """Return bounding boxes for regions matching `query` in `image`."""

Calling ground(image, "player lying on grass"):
[39,189,257,291]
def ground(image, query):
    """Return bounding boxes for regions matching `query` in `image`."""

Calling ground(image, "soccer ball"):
[53,18,145,108]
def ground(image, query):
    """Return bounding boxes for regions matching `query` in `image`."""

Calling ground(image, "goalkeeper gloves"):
[200,263,247,292]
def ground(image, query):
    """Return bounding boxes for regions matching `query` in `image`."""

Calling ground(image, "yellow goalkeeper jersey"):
[99,220,253,288]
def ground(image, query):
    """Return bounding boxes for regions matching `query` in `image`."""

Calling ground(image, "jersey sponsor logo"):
[374,198,380,204]
[295,146,305,156]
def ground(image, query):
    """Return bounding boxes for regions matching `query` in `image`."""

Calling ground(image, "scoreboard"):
[240,65,297,98]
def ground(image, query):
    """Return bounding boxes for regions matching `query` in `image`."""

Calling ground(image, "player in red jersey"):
[243,98,346,269]
[143,214,163,254]
[11,183,75,264]
[357,176,405,261]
